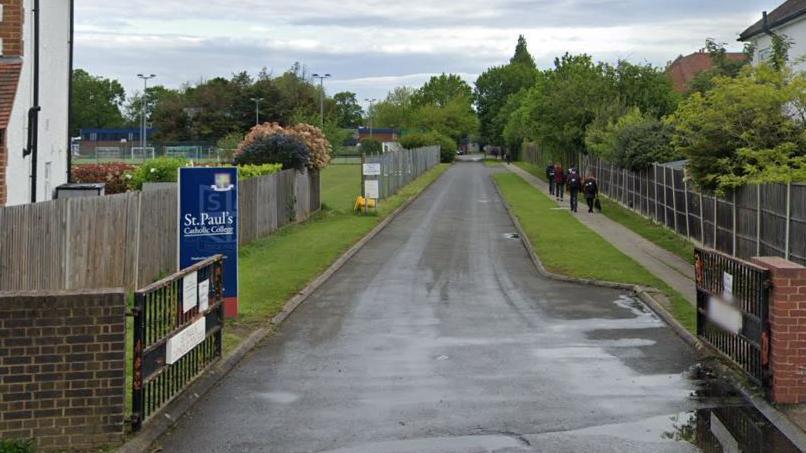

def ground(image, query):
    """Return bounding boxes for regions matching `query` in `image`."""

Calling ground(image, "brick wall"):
[0,135,5,206]
[0,289,126,451]
[752,257,806,404]
[0,0,23,57]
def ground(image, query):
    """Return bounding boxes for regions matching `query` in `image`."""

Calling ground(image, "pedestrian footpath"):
[506,164,696,305]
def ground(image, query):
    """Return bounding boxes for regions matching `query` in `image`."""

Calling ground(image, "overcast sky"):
[75,1,780,106]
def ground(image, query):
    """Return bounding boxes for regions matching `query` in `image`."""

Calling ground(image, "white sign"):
[364,180,380,200]
[166,317,206,364]
[708,296,743,334]
[723,272,734,302]
[198,279,210,312]
[363,163,381,176]
[182,271,198,313]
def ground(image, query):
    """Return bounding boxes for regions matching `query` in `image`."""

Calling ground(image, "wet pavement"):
[157,161,799,452]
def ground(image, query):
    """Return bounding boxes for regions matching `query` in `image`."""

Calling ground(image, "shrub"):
[400,131,457,162]
[217,132,244,161]
[359,138,382,155]
[236,122,331,171]
[130,157,188,190]
[0,439,35,453]
[613,117,680,171]
[290,123,332,170]
[234,134,310,171]
[237,163,283,179]
[71,163,136,194]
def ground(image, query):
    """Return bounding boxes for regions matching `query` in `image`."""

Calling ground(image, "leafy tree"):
[614,117,679,170]
[584,107,643,161]
[332,92,363,128]
[371,87,416,129]
[666,64,806,192]
[411,74,472,108]
[70,69,126,135]
[410,94,478,144]
[359,138,383,154]
[688,39,752,94]
[511,34,537,69]
[474,37,540,145]
[609,61,679,117]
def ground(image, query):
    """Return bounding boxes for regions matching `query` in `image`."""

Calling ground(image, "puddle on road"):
[600,367,803,452]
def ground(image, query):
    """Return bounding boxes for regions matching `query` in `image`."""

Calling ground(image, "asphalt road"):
[157,161,716,452]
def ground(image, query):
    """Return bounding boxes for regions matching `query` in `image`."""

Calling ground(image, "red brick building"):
[0,0,24,206]
[666,50,747,93]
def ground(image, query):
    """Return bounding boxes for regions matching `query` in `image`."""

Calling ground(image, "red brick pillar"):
[752,257,806,403]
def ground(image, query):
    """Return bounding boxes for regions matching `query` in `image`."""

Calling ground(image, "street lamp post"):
[312,73,331,128]
[250,97,264,126]
[136,74,156,155]
[364,98,377,138]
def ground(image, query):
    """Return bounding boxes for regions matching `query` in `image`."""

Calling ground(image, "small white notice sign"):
[364,180,380,199]
[723,272,734,302]
[183,271,198,313]
[198,279,210,312]
[363,163,381,176]
[166,317,206,364]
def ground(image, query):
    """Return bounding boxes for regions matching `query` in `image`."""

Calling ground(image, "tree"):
[474,37,540,145]
[584,107,643,161]
[688,39,753,94]
[614,117,679,170]
[609,61,679,117]
[510,34,537,69]
[332,92,363,128]
[70,69,126,135]
[666,64,806,193]
[371,87,416,129]
[411,74,472,108]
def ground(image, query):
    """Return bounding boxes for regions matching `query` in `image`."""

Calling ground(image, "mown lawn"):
[494,172,696,333]
[515,161,695,264]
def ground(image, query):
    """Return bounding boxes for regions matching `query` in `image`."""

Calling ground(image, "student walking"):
[583,174,598,213]
[546,164,556,196]
[554,164,565,201]
[567,168,581,213]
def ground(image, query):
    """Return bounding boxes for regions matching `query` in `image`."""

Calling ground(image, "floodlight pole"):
[250,97,264,126]
[137,73,156,154]
[312,73,331,128]
[364,98,377,138]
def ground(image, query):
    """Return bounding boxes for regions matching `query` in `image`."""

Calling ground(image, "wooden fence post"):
[683,173,691,239]
[756,185,761,256]
[785,181,792,260]
[732,191,737,256]
[671,168,679,233]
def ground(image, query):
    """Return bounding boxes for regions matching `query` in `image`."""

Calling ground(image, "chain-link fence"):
[363,146,440,200]
[74,141,226,163]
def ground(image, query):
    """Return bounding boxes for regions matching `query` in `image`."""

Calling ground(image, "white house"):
[740,0,806,72]
[0,0,72,207]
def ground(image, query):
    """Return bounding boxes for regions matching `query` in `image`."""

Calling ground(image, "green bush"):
[234,133,310,171]
[359,138,382,155]
[130,157,188,190]
[400,131,457,163]
[0,439,35,453]
[237,163,283,179]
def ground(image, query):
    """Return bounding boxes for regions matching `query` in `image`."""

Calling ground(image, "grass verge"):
[494,172,696,333]
[516,160,695,264]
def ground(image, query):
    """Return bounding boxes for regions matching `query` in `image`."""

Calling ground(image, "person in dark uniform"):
[567,168,581,213]
[554,164,565,201]
[546,164,555,196]
[583,174,598,213]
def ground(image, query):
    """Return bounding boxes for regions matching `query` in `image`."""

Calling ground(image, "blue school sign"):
[178,167,238,317]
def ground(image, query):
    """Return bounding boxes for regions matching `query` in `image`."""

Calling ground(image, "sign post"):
[361,161,381,213]
[178,167,239,318]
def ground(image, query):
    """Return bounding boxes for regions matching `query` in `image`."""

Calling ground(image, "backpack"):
[568,173,580,189]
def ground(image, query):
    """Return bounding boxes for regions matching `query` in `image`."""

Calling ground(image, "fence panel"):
[0,169,319,292]
[735,185,759,262]
[759,184,788,259]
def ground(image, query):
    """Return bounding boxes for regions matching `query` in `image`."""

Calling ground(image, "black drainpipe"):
[763,11,771,35]
[66,0,74,183]
[23,0,41,202]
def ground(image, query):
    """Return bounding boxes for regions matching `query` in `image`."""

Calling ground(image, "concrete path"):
[506,164,696,305]
[156,162,752,452]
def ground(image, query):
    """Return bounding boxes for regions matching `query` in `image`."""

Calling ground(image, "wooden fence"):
[523,145,806,266]
[0,169,320,291]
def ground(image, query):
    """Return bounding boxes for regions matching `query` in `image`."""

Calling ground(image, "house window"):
[758,47,771,62]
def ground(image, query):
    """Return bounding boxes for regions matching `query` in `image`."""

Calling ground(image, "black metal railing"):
[131,255,224,431]
[695,247,770,386]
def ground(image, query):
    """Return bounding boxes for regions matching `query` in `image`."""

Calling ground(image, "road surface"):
[157,160,786,452]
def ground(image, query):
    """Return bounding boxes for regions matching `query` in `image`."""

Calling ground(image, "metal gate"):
[695,248,770,386]
[131,255,224,431]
